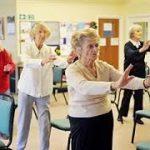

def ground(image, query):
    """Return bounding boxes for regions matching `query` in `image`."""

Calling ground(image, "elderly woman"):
[65,28,150,150]
[0,41,15,140]
[17,22,57,150]
[0,40,15,94]
[118,24,150,124]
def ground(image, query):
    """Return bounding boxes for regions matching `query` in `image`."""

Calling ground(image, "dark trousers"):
[119,89,143,118]
[69,111,113,150]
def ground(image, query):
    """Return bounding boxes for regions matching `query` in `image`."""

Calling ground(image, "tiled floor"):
[7,92,150,150]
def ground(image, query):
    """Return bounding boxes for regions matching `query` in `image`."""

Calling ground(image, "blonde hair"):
[129,24,142,39]
[71,28,99,50]
[30,22,51,39]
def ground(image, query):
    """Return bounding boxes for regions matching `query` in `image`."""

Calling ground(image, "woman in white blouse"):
[65,28,150,150]
[17,22,56,150]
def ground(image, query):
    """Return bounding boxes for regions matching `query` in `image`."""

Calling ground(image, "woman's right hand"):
[41,54,56,65]
[111,64,134,90]
[139,41,150,53]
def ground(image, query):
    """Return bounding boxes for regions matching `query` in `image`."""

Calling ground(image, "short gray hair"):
[71,28,99,50]
[30,22,51,39]
[129,24,142,39]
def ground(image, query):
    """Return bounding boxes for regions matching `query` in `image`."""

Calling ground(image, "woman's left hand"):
[111,64,134,90]
[4,64,12,72]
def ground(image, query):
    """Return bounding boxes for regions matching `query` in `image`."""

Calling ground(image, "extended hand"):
[4,64,12,72]
[140,41,150,52]
[41,54,56,65]
[111,64,134,90]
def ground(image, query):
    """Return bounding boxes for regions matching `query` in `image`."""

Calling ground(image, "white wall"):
[17,1,122,21]
[16,0,125,69]
[1,0,149,68]
[0,1,17,61]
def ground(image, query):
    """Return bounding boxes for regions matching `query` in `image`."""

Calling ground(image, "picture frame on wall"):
[0,17,5,40]
[7,16,15,35]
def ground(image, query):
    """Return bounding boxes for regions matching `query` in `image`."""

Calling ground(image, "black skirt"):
[69,111,114,150]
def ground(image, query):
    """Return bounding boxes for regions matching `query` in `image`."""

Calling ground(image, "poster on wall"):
[45,21,60,46]
[60,22,90,55]
[0,17,5,40]
[7,16,15,35]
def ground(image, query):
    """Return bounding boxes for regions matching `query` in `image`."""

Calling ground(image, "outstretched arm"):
[111,64,134,90]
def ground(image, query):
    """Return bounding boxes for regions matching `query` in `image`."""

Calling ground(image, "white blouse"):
[18,41,61,97]
[66,60,145,118]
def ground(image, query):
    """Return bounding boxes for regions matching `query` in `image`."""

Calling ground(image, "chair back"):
[51,118,71,150]
[53,66,63,84]
[53,66,68,104]
[0,94,16,148]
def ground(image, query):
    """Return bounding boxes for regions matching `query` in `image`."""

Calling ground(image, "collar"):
[130,39,141,48]
[76,60,98,79]
[32,41,45,56]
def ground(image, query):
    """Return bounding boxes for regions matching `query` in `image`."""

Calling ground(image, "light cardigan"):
[66,60,145,118]
[17,41,66,98]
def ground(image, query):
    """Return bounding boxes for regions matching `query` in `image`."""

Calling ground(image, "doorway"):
[127,15,150,66]
[98,18,119,69]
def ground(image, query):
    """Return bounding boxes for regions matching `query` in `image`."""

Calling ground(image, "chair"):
[110,91,119,114]
[131,110,150,143]
[144,64,150,102]
[117,64,150,117]
[136,141,150,150]
[32,106,38,120]
[33,109,71,149]
[0,94,17,150]
[53,66,68,105]
[144,89,150,103]
[117,87,150,124]
[51,118,71,150]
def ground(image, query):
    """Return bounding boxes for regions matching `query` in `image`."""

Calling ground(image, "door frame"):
[126,14,150,41]
[126,14,150,67]
[98,16,123,71]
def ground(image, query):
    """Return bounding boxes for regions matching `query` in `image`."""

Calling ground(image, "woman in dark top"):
[118,24,150,124]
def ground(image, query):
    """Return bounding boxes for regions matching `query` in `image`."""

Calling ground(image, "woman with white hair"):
[118,24,150,124]
[66,28,150,150]
[17,22,57,150]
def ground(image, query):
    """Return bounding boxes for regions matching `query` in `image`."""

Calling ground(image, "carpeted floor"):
[8,92,150,150]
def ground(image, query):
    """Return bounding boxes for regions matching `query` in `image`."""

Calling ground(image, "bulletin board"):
[59,22,90,55]
[45,21,60,45]
[19,21,60,53]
